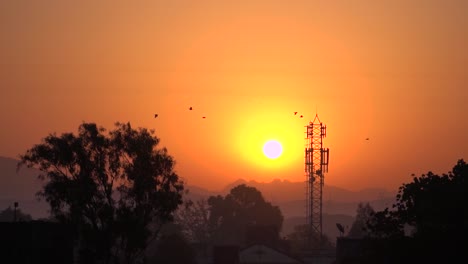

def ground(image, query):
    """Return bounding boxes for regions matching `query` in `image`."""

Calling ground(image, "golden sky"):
[1,0,467,191]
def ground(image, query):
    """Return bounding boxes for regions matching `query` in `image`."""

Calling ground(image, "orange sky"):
[1,0,467,192]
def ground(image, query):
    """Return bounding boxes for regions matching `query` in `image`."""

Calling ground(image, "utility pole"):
[13,201,18,222]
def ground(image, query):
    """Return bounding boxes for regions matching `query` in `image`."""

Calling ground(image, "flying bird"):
[202,116,206,119]
[365,137,369,141]
[294,112,298,115]
[154,114,158,118]
[189,107,193,110]
[300,115,303,118]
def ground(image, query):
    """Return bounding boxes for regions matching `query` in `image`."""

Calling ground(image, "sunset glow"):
[0,0,467,191]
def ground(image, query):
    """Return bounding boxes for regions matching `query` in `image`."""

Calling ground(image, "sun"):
[263,140,283,159]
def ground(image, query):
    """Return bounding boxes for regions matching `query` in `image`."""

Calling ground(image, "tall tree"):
[17,122,184,264]
[207,184,283,245]
[347,202,375,238]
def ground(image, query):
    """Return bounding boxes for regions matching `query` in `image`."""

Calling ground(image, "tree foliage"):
[347,202,375,238]
[207,184,283,245]
[174,198,212,244]
[17,122,184,264]
[366,208,404,239]
[366,159,467,260]
[393,160,466,238]
[368,159,467,238]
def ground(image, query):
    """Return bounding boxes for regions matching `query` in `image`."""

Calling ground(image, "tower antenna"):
[304,113,329,247]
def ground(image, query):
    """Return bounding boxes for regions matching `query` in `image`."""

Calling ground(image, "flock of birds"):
[154,107,305,120]
[293,112,303,118]
[154,107,206,119]
[154,107,370,141]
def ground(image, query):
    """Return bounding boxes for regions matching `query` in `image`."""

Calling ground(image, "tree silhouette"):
[366,159,467,261]
[347,202,375,238]
[207,184,283,245]
[17,122,184,264]
[393,159,466,237]
[175,198,212,244]
[366,208,404,239]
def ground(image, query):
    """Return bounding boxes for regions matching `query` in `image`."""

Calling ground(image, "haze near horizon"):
[1,0,467,192]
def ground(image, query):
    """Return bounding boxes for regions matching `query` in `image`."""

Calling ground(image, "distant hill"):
[216,178,395,203]
[185,178,396,216]
[1,156,397,223]
[276,197,394,217]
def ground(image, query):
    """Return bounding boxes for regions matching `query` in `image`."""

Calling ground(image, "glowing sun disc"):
[263,140,283,159]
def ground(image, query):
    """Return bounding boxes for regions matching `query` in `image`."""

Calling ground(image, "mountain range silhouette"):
[0,156,395,238]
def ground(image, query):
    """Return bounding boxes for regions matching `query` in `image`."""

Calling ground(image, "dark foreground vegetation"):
[336,159,467,263]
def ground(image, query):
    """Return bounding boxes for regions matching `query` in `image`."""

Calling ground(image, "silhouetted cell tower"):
[305,114,329,246]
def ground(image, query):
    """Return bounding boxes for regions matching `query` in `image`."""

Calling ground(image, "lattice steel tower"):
[305,114,329,246]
